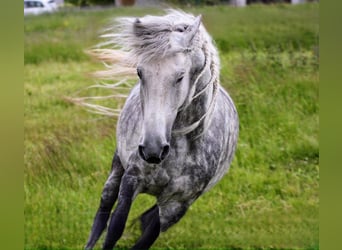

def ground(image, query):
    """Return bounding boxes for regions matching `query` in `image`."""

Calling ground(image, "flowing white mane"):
[70,10,220,121]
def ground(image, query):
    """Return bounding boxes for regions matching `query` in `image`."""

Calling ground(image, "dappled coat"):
[84,10,239,250]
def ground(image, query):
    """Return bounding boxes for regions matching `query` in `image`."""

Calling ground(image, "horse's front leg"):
[85,151,124,250]
[131,205,160,250]
[102,167,141,250]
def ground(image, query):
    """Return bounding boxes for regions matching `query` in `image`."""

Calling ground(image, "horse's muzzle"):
[138,143,170,164]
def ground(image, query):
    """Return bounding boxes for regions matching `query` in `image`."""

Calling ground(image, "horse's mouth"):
[145,157,163,164]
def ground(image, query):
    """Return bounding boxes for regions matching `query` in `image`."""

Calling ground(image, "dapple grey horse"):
[84,10,239,250]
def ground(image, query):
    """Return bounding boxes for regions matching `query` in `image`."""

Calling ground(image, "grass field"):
[24,3,319,250]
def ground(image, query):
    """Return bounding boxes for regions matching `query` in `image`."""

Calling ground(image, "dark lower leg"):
[85,198,116,249]
[131,206,160,250]
[140,205,158,232]
[102,198,132,250]
[102,172,138,250]
[85,152,124,250]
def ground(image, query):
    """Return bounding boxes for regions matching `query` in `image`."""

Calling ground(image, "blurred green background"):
[24,2,319,249]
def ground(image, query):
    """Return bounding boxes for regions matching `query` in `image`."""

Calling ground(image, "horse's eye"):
[175,25,188,33]
[137,68,142,79]
[176,76,184,84]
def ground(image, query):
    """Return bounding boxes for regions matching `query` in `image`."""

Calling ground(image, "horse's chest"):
[139,154,208,200]
[141,166,172,196]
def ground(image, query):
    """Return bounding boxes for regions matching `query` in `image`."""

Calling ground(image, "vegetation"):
[24,3,319,250]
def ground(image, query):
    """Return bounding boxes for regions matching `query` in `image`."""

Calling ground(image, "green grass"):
[25,3,319,250]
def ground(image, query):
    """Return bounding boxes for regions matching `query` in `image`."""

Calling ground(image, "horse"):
[84,10,239,250]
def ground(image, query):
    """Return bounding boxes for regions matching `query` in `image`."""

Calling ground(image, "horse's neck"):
[190,67,214,118]
[173,65,216,136]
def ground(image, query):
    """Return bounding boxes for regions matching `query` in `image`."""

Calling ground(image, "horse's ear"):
[183,15,202,47]
[133,18,146,37]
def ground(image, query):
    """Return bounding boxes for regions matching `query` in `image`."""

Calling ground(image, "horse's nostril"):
[138,145,147,161]
[160,144,170,160]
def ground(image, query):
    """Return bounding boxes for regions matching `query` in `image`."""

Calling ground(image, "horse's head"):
[134,15,204,164]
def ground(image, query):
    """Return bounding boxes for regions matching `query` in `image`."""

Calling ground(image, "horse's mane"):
[89,9,216,78]
[69,9,220,134]
[100,10,201,63]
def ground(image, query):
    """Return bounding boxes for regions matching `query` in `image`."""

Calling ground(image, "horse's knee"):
[159,202,188,232]
[100,168,124,206]
[99,176,122,211]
